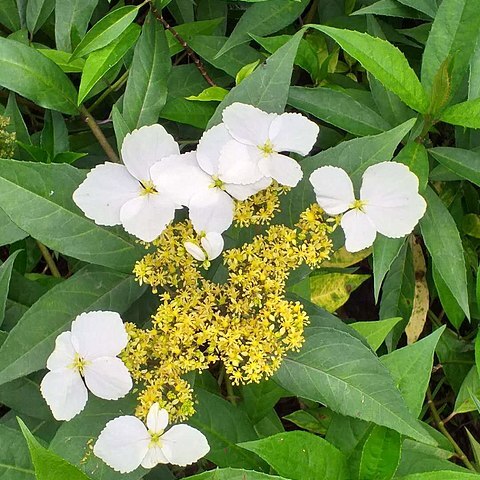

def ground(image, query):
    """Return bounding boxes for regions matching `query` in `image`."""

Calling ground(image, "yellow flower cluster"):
[233,181,289,227]
[0,116,15,158]
[123,205,334,422]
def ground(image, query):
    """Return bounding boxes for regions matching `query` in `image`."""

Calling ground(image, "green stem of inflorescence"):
[36,240,61,278]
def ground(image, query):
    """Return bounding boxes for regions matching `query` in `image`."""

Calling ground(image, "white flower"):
[221,102,319,187]
[310,162,427,252]
[151,140,270,234]
[93,403,210,473]
[184,232,224,267]
[40,311,132,421]
[73,125,181,242]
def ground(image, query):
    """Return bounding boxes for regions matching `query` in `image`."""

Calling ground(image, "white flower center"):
[209,175,225,190]
[140,180,157,196]
[69,353,90,375]
[149,430,164,447]
[258,139,275,156]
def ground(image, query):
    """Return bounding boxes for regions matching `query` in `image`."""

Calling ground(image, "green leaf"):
[395,142,429,192]
[381,327,445,417]
[189,35,263,77]
[283,407,332,435]
[351,425,401,480]
[440,98,480,128]
[353,0,428,19]
[455,366,480,413]
[189,388,266,470]
[215,0,308,57]
[0,209,27,247]
[421,0,480,95]
[78,24,140,105]
[5,91,31,156]
[0,265,144,386]
[240,431,349,480]
[310,272,370,313]
[26,0,54,34]
[420,187,469,318]
[0,160,144,272]
[0,0,21,31]
[0,251,21,327]
[310,25,429,113]
[123,13,171,130]
[0,424,34,479]
[351,317,402,352]
[274,319,434,444]
[433,264,465,329]
[71,5,140,60]
[41,110,69,159]
[397,472,480,479]
[397,0,437,17]
[288,86,391,136]
[187,469,290,480]
[18,418,91,480]
[429,147,480,187]
[37,49,85,73]
[240,379,287,424]
[54,0,99,52]
[50,396,146,480]
[235,59,260,85]
[373,236,406,302]
[0,38,78,114]
[208,31,303,127]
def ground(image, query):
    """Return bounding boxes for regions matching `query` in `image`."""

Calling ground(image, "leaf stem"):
[36,241,61,278]
[89,70,129,112]
[426,386,476,471]
[149,3,216,87]
[224,370,237,405]
[79,105,120,163]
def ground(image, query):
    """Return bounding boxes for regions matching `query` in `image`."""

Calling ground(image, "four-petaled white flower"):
[184,231,224,267]
[40,311,132,421]
[93,403,210,473]
[73,125,181,242]
[221,102,319,187]
[310,162,427,252]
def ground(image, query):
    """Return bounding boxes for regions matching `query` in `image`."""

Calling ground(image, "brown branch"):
[79,105,120,163]
[150,4,216,87]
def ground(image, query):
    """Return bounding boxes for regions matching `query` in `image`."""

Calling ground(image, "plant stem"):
[426,386,476,472]
[150,3,216,87]
[89,70,129,112]
[224,371,237,405]
[80,105,120,163]
[36,241,61,278]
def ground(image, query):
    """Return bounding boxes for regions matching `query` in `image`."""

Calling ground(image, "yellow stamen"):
[350,199,367,212]
[69,353,90,375]
[258,139,275,156]
[149,431,164,447]
[209,176,225,189]
[141,180,157,195]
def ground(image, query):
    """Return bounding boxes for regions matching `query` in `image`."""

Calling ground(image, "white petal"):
[40,368,88,421]
[222,103,274,146]
[94,416,150,474]
[201,232,224,260]
[119,194,176,242]
[72,163,140,226]
[46,331,76,370]
[83,357,132,400]
[184,242,206,261]
[71,311,128,360]
[150,152,212,206]
[188,189,234,234]
[217,142,264,185]
[225,177,272,201]
[196,123,233,175]
[310,166,355,215]
[141,445,169,469]
[161,424,210,467]
[258,153,303,187]
[269,112,319,156]
[146,403,169,433]
[360,162,427,238]
[121,125,180,182]
[341,209,377,252]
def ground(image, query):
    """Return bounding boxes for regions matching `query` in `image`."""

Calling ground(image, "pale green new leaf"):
[440,98,480,129]
[123,13,171,130]
[240,431,349,480]
[37,49,85,73]
[310,25,429,113]
[71,5,140,60]
[0,38,78,114]
[420,187,469,318]
[0,160,144,272]
[351,318,402,352]
[216,0,308,57]
[78,24,140,105]
[0,265,144,386]
[421,0,480,95]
